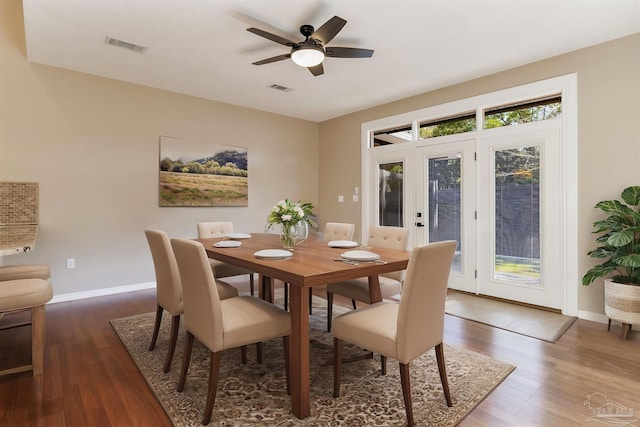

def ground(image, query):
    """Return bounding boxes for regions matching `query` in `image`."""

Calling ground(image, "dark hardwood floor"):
[1,280,639,426]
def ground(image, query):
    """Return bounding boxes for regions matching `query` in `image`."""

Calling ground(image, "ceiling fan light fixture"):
[291,45,325,67]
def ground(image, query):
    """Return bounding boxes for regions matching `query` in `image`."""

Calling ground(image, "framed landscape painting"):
[159,136,248,207]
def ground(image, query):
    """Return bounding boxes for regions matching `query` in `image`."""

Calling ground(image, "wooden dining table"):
[196,233,410,420]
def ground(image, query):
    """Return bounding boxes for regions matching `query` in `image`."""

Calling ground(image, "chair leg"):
[31,304,46,376]
[249,273,254,296]
[607,318,612,331]
[399,363,414,427]
[148,305,164,351]
[327,292,334,332]
[257,342,263,364]
[284,282,289,312]
[163,315,181,373]
[203,351,222,425]
[381,355,387,375]
[351,299,357,310]
[241,345,247,364]
[435,343,453,407]
[333,337,343,398]
[308,288,313,314]
[621,323,632,340]
[177,331,194,392]
[283,336,290,395]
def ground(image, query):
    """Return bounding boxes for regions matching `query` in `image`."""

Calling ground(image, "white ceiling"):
[22,0,640,122]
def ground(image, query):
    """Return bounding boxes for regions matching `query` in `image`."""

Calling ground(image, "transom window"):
[419,112,476,139]
[484,95,562,128]
[369,94,562,147]
[373,125,412,146]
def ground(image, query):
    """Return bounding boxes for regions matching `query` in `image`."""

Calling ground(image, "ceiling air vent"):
[104,36,147,53]
[269,84,293,93]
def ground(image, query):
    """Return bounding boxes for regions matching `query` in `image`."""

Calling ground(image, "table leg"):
[368,275,382,303]
[289,285,310,419]
[259,274,274,303]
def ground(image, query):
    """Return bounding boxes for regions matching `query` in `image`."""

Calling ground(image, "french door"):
[414,140,476,293]
[475,127,562,308]
[411,126,562,309]
[363,74,577,313]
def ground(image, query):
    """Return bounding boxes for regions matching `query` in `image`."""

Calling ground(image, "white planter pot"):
[604,279,640,339]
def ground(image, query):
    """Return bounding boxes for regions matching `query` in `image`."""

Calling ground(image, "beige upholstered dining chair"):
[323,222,356,242]
[282,222,355,313]
[326,225,409,331]
[171,238,291,425]
[197,221,256,296]
[332,240,457,427]
[144,229,238,373]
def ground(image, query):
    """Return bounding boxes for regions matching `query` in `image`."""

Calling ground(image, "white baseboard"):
[44,284,615,327]
[49,282,156,304]
[578,310,609,324]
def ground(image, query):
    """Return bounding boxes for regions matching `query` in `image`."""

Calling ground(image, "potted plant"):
[582,185,640,339]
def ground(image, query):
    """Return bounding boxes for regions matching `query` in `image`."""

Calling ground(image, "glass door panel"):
[494,146,540,285]
[379,162,403,227]
[428,155,462,273]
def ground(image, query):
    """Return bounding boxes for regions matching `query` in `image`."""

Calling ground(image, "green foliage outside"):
[495,261,540,278]
[381,162,403,175]
[495,147,540,186]
[420,118,476,138]
[429,158,460,190]
[416,103,558,189]
[485,102,562,129]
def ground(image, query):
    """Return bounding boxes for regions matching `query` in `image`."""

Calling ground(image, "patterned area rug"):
[110,296,514,426]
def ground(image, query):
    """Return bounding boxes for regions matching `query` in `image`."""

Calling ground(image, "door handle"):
[416,222,424,227]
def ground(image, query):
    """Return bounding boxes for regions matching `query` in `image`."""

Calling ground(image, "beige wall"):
[2,0,639,317]
[0,0,319,295]
[318,34,640,316]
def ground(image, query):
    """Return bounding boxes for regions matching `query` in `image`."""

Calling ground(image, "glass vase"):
[281,225,297,250]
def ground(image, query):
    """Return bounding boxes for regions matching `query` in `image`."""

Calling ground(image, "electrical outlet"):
[67,258,75,269]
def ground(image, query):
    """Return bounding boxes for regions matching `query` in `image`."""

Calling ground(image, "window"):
[419,112,476,139]
[378,162,403,226]
[484,95,561,128]
[428,155,462,272]
[372,125,412,146]
[362,73,578,313]
[494,146,541,285]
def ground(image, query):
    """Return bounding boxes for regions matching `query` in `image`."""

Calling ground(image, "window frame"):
[360,73,578,315]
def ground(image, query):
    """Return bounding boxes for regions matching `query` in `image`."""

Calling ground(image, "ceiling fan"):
[247,16,374,76]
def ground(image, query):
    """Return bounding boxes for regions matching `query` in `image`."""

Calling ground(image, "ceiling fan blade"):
[308,63,324,76]
[311,16,347,45]
[325,47,374,58]
[252,54,291,65]
[246,28,297,47]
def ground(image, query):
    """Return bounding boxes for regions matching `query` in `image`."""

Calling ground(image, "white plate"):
[254,249,293,259]
[214,240,241,248]
[340,250,380,262]
[328,240,360,248]
[224,233,252,240]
